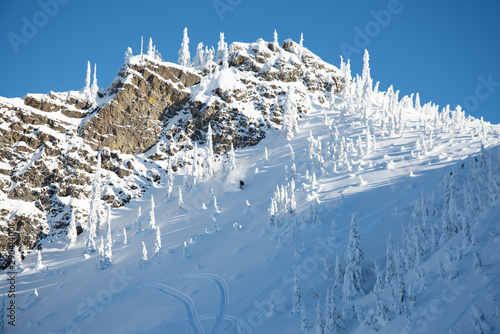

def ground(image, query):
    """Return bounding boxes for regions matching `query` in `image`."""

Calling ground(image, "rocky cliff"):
[0,37,343,267]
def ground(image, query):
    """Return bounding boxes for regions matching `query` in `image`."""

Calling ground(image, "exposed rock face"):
[81,61,201,154]
[0,37,343,268]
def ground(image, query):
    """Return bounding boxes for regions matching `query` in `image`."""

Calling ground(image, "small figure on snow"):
[240,180,245,190]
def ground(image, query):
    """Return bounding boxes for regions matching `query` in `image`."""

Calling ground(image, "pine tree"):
[98,236,105,269]
[122,226,128,245]
[215,32,227,64]
[191,42,205,67]
[178,187,184,211]
[291,274,302,314]
[334,253,344,288]
[134,206,142,233]
[104,205,112,267]
[273,29,279,49]
[148,195,156,229]
[300,302,308,330]
[147,37,154,58]
[141,241,148,265]
[264,147,269,163]
[84,61,91,98]
[165,159,174,203]
[385,233,396,285]
[67,209,78,246]
[177,27,191,67]
[282,86,299,140]
[299,33,304,48]
[36,249,43,270]
[205,124,215,178]
[182,241,189,260]
[343,214,364,300]
[90,63,98,102]
[315,299,325,334]
[85,155,101,254]
[154,226,162,256]
[124,47,133,63]
[226,142,236,174]
[14,246,22,269]
[140,35,144,58]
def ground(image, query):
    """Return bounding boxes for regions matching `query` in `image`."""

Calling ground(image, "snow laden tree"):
[177,27,191,67]
[83,61,91,99]
[291,274,302,314]
[215,32,227,64]
[315,299,325,334]
[104,205,113,267]
[122,226,128,246]
[141,241,148,265]
[124,47,133,63]
[164,158,174,203]
[90,63,98,104]
[148,195,156,230]
[191,42,204,67]
[134,206,142,233]
[282,86,299,140]
[225,142,236,174]
[204,124,215,179]
[35,249,43,270]
[85,154,102,254]
[343,214,364,300]
[154,226,162,256]
[67,208,78,247]
[178,187,185,211]
[147,37,154,58]
[273,29,279,49]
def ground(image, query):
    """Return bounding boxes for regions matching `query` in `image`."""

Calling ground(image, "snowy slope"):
[2,41,500,334]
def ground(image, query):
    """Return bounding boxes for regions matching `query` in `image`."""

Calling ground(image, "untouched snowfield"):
[3,66,500,334]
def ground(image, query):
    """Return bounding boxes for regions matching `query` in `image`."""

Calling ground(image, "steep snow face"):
[1,35,500,334]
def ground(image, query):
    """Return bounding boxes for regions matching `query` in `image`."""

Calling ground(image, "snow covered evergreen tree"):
[148,195,156,230]
[178,187,184,211]
[291,274,302,314]
[154,226,162,256]
[225,142,236,174]
[282,86,299,140]
[134,206,142,233]
[104,205,113,268]
[165,159,174,203]
[84,61,91,98]
[36,249,43,270]
[334,253,344,288]
[147,37,154,58]
[178,27,191,67]
[90,63,98,103]
[124,47,133,63]
[273,29,279,49]
[300,302,308,330]
[67,209,78,246]
[343,214,364,300]
[215,32,227,64]
[315,299,325,334]
[85,154,102,254]
[122,226,127,246]
[191,42,204,67]
[205,124,215,178]
[141,241,148,265]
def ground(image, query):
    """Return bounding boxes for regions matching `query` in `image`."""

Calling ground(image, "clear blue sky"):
[1,0,499,123]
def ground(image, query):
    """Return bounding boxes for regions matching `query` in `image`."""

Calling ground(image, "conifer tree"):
[315,299,325,334]
[85,155,102,254]
[67,209,78,246]
[299,33,304,48]
[165,159,174,203]
[291,274,302,314]
[14,246,22,269]
[148,195,156,230]
[282,86,299,140]
[182,241,189,260]
[273,29,279,49]
[147,37,154,58]
[154,226,162,256]
[385,233,396,285]
[191,42,205,67]
[90,63,98,102]
[205,124,215,178]
[84,61,91,98]
[141,241,148,265]
[178,27,191,67]
[226,142,236,174]
[300,302,308,330]
[334,253,344,288]
[178,187,184,211]
[135,206,142,233]
[104,205,112,267]
[215,32,227,64]
[124,47,133,63]
[36,249,44,270]
[123,226,128,246]
[343,214,364,300]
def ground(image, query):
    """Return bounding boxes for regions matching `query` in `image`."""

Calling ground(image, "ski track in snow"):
[60,274,229,334]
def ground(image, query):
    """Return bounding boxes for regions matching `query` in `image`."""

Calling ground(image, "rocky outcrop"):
[81,61,201,155]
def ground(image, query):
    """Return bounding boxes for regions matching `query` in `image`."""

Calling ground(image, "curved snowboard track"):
[60,274,229,334]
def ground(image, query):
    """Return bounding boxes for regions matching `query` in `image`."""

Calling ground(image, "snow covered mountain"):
[1,31,500,333]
